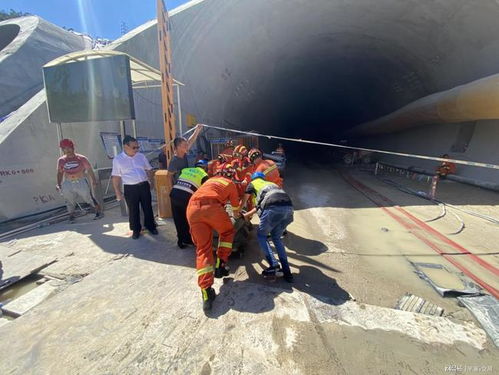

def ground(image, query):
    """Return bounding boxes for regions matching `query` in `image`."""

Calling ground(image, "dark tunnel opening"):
[173,0,499,166]
[231,43,431,160]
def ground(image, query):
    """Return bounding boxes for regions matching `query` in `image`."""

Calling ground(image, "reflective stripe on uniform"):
[218,241,232,249]
[231,205,239,211]
[202,288,209,300]
[251,178,278,207]
[173,185,195,195]
[264,164,277,175]
[211,178,229,186]
[197,265,214,276]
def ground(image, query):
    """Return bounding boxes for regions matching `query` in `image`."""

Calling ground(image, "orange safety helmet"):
[220,162,237,179]
[248,148,262,163]
[217,154,228,163]
[233,144,248,157]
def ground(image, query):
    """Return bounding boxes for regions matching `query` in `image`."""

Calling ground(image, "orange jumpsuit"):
[187,177,239,289]
[254,159,283,187]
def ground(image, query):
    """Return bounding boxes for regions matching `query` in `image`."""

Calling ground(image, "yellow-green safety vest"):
[251,178,278,207]
[173,167,208,195]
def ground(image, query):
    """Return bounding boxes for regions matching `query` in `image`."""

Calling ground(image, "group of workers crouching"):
[56,124,292,312]
[167,127,292,311]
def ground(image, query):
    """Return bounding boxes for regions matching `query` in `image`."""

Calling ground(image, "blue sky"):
[1,0,190,39]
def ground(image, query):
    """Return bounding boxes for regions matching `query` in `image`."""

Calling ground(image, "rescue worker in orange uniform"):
[221,140,235,162]
[248,148,283,188]
[186,163,240,311]
[207,154,228,177]
[232,144,252,198]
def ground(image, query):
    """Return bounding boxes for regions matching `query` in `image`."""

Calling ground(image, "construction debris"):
[411,262,481,297]
[395,293,444,316]
[0,245,56,291]
[458,295,499,348]
[1,282,58,317]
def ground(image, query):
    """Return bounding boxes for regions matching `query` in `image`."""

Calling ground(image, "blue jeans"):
[256,205,294,275]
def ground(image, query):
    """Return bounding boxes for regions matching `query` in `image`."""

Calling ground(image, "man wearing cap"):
[112,135,158,239]
[56,139,101,222]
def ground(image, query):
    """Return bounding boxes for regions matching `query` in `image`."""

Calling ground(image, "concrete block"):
[0,245,56,291]
[2,282,57,317]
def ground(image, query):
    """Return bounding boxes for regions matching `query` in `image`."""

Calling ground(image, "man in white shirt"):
[112,135,158,239]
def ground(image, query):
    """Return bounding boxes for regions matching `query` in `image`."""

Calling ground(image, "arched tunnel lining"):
[0,24,20,52]
[172,0,499,161]
[214,32,430,157]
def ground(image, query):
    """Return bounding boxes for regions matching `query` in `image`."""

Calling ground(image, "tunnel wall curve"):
[0,16,88,119]
[0,18,165,222]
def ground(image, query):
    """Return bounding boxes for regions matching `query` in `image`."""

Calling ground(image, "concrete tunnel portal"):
[170,0,499,160]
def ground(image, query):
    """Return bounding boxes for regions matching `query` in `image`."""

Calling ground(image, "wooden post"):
[132,119,137,138]
[156,0,175,218]
[120,120,126,141]
[56,122,63,156]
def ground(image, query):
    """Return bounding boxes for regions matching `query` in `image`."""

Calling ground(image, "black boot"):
[214,258,230,278]
[202,287,216,311]
[283,273,294,283]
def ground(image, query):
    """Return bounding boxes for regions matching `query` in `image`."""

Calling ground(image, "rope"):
[199,124,499,171]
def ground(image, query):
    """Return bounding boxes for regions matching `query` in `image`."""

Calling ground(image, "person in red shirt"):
[436,154,457,179]
[248,148,283,188]
[186,162,240,312]
[56,139,101,222]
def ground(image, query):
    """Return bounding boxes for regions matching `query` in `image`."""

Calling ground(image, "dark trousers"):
[124,181,156,233]
[171,195,192,243]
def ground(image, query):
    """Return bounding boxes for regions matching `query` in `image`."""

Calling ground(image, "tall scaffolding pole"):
[156,0,175,218]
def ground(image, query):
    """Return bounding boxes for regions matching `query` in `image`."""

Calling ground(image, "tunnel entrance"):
[173,0,499,167]
[0,24,20,52]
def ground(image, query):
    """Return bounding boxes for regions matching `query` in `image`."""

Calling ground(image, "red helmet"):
[220,162,237,179]
[59,139,74,149]
[234,144,248,157]
[248,148,262,163]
